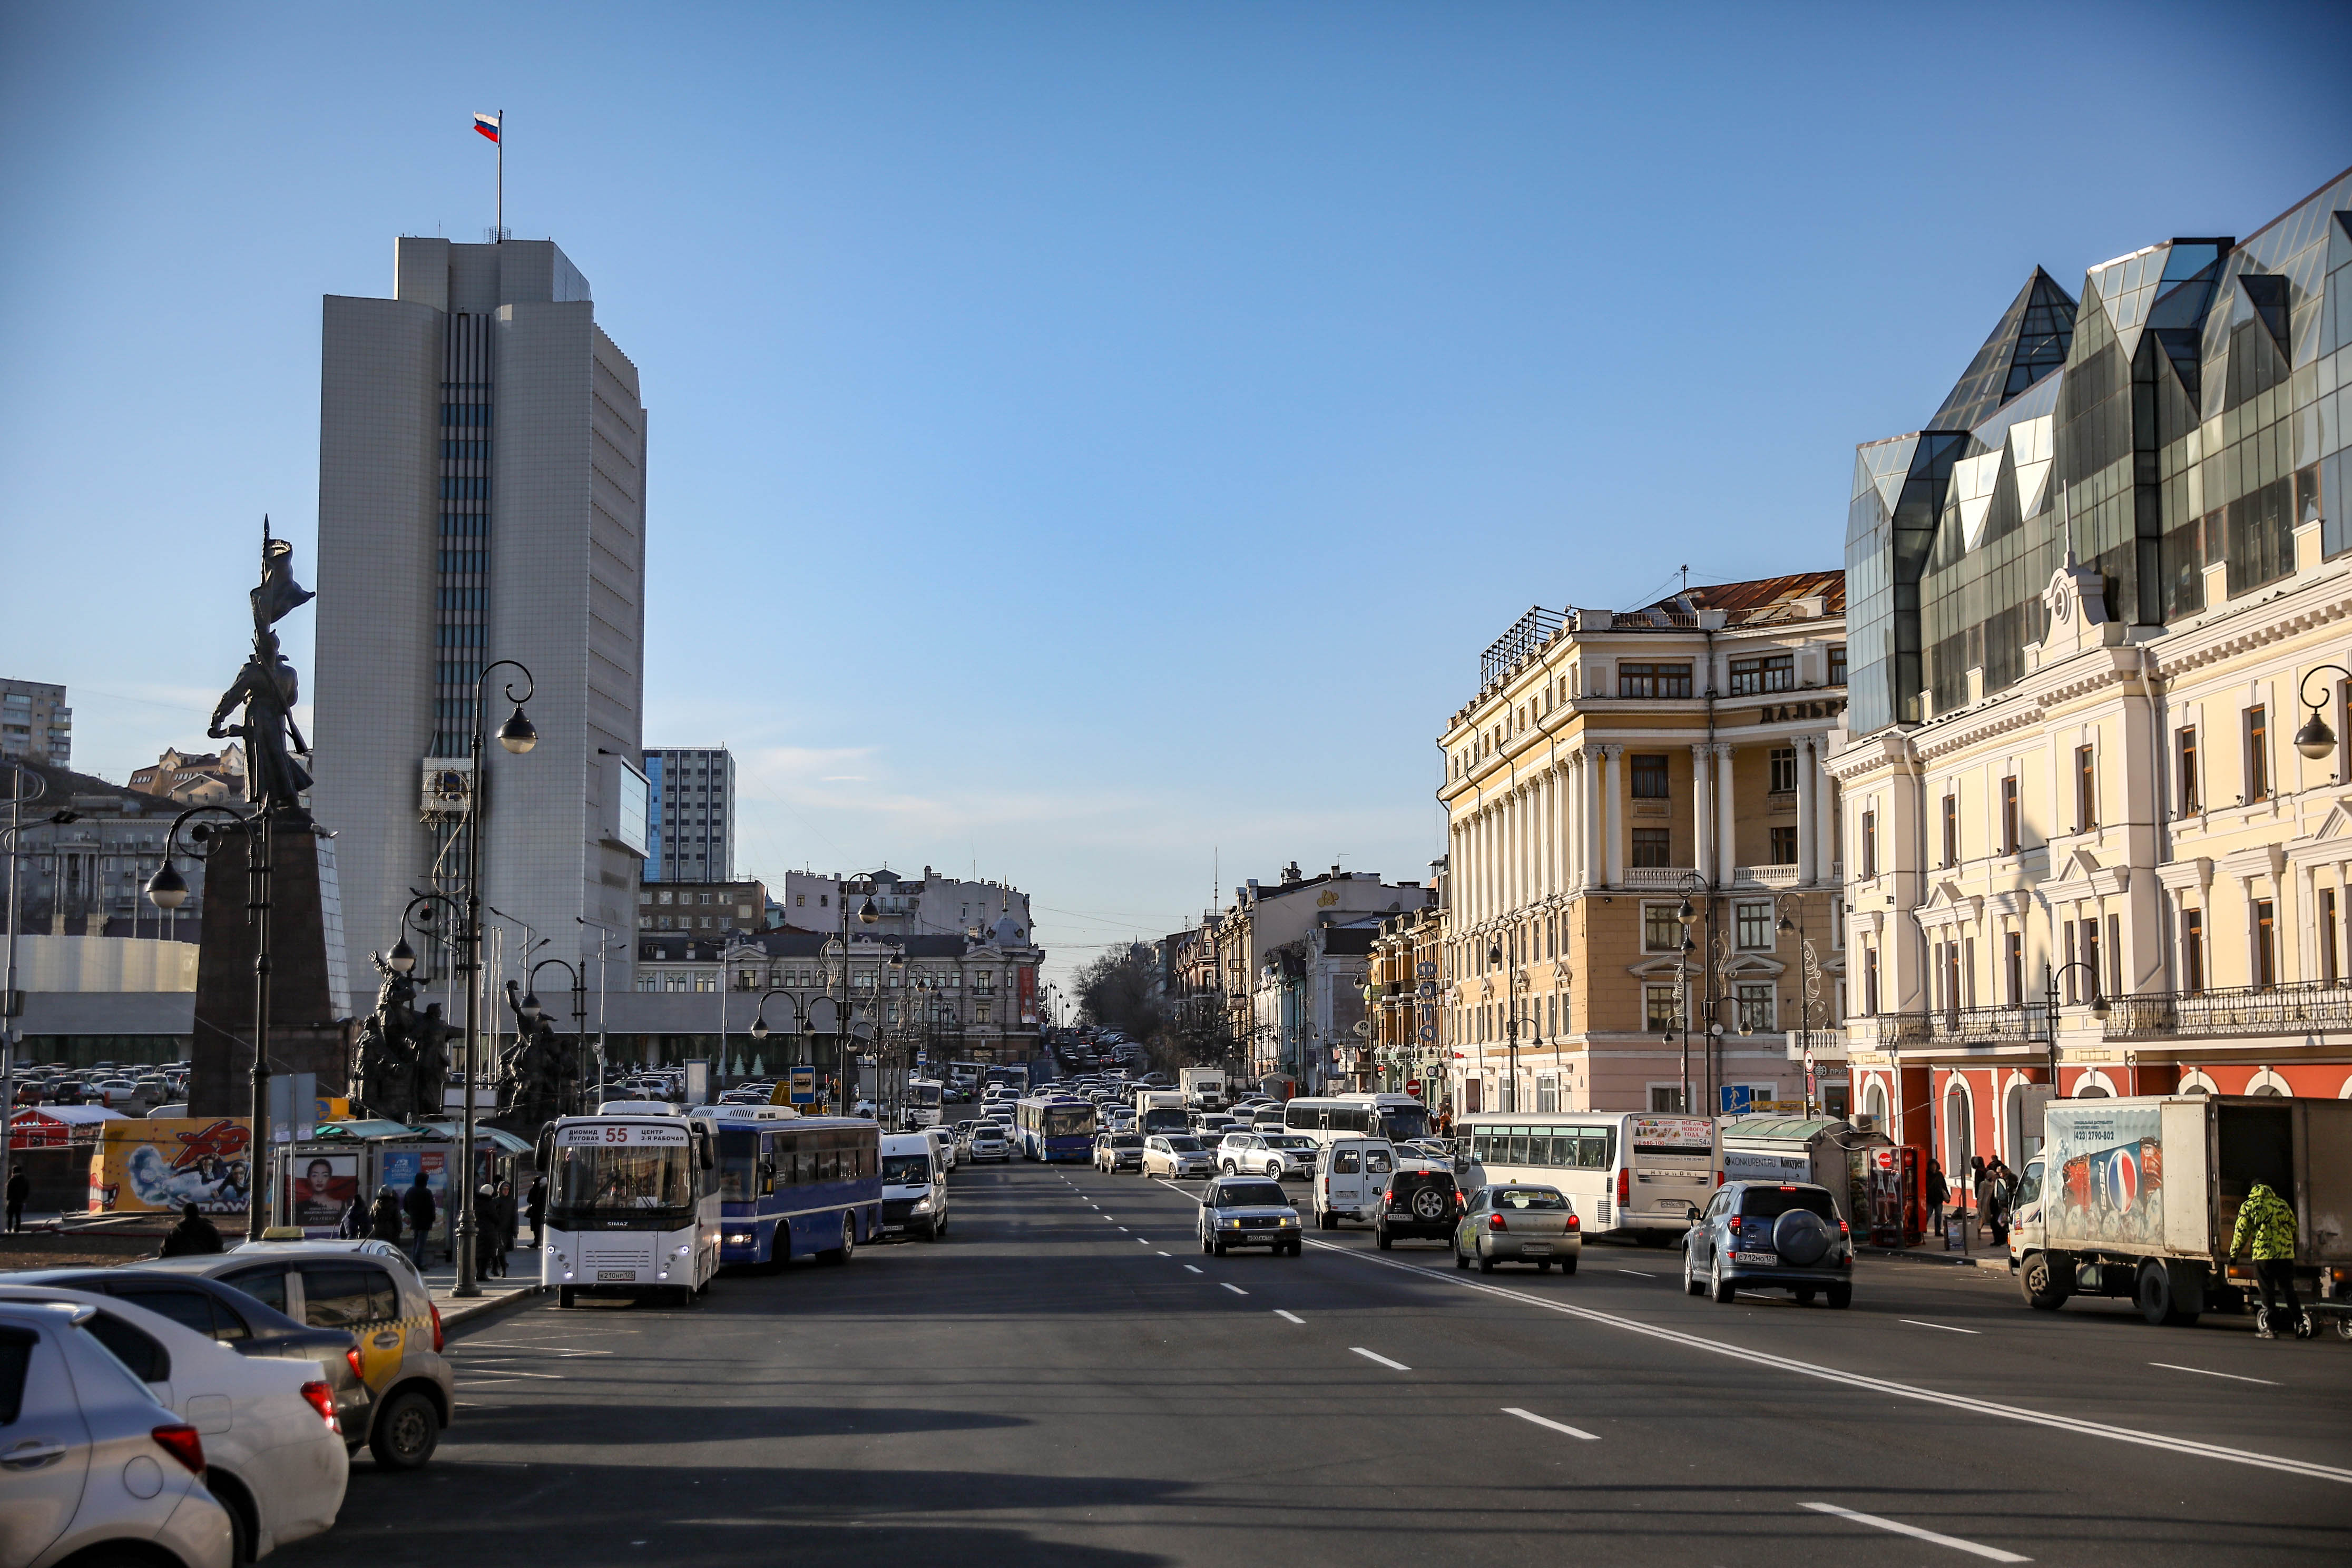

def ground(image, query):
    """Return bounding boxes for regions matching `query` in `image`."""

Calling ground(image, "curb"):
[1860,1246,2010,1272]
[435,1285,544,1331]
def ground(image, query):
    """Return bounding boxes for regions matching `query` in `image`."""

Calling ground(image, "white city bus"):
[905,1078,945,1129]
[1455,1112,1719,1244]
[540,1111,721,1307]
[1282,1093,1434,1149]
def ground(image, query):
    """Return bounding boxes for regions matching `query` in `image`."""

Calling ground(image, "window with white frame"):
[1734,900,1771,950]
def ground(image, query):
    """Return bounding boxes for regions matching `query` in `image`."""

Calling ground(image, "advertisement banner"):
[87,1118,253,1215]
[287,1151,360,1235]
[2045,1102,2164,1249]
[380,1146,452,1240]
[1018,966,1037,1027]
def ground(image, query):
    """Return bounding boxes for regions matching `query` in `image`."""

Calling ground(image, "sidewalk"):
[411,1243,544,1328]
[1857,1212,2013,1272]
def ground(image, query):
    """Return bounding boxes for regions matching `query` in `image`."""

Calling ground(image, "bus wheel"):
[823,1213,856,1265]
[558,1287,575,1308]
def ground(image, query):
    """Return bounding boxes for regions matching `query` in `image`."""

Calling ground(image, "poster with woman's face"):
[293,1153,359,1231]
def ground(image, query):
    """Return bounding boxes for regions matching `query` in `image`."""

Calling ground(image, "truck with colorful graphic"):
[2008,1094,2352,1327]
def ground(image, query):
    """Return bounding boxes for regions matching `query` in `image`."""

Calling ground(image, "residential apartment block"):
[643,746,733,883]
[636,878,767,936]
[1,680,71,767]
[777,868,1032,943]
[1831,169,2352,1175]
[1437,577,1849,1119]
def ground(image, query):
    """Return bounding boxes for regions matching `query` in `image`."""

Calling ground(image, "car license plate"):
[596,1269,635,1281]
[1734,1251,1778,1265]
[1521,1243,1552,1257]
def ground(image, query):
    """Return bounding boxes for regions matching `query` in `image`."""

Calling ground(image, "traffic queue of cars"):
[0,1236,462,1568]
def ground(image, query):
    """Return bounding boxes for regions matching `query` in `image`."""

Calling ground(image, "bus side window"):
[1471,1133,1495,1164]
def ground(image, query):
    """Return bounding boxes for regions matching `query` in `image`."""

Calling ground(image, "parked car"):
[1376,1167,1465,1250]
[0,1300,236,1568]
[966,1125,1012,1163]
[1141,1134,1213,1181]
[1453,1184,1582,1274]
[0,1286,347,1560]
[6,1268,373,1448]
[130,1242,457,1467]
[1197,1176,1303,1257]
[1683,1180,1851,1308]
[1093,1132,1144,1174]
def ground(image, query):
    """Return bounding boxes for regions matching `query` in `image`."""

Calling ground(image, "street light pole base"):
[452,1285,483,1299]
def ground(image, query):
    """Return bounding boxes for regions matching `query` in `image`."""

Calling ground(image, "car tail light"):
[1566,1213,1580,1230]
[299,1380,340,1433]
[151,1423,205,1475]
[430,1302,444,1353]
[1616,1168,1629,1210]
[1488,1212,1507,1231]
[345,1347,365,1384]
[1838,1218,1850,1237]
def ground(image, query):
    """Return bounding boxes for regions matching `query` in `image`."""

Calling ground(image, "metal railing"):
[1927,1002,2048,1046]
[2103,979,2352,1040]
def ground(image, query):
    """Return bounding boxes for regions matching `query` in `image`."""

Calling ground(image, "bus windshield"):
[554,1144,694,1222]
[910,1082,943,1108]
[1042,1107,1094,1139]
[1377,1105,1432,1144]
[718,1129,760,1202]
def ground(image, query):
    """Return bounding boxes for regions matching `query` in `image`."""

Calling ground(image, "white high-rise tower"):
[311,238,649,1016]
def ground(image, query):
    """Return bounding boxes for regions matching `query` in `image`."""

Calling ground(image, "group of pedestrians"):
[333,1170,545,1275]
[1923,1154,2018,1246]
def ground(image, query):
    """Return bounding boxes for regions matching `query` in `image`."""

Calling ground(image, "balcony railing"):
[1786,1027,1848,1062]
[1927,1003,2049,1046]
[1621,865,1698,889]
[1731,864,1801,888]
[2104,979,2352,1040]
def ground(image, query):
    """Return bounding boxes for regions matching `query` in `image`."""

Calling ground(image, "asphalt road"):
[277,1155,2352,1568]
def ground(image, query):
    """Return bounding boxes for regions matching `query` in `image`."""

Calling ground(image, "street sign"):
[788,1066,816,1105]
[1352,1020,1372,1038]
[1405,1079,1421,1097]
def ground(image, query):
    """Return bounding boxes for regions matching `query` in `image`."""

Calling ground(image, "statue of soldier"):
[410,1003,460,1121]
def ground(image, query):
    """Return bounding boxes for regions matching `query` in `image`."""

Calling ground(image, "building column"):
[1582,749,1603,890]
[1566,755,1584,890]
[1715,741,1738,884]
[1796,734,1817,888]
[1811,734,1837,887]
[1690,744,1714,883]
[1602,745,1625,888]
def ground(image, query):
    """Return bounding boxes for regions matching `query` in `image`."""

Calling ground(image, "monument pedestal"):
[188,815,354,1118]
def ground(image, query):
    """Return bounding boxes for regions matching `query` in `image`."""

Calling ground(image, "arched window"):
[1864,1080,1887,1125]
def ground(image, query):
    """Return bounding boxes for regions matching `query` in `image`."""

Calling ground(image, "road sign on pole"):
[788,1065,816,1105]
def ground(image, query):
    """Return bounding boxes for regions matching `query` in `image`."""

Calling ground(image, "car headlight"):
[726,1233,751,1245]
[1278,1216,1298,1227]
[913,1195,935,1212]
[1223,1217,1243,1228]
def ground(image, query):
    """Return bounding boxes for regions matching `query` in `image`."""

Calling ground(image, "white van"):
[1456,1112,1718,1244]
[879,1131,947,1241]
[1312,1138,1400,1228]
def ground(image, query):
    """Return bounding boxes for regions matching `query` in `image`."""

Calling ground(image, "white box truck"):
[1179,1066,1227,1111]
[2008,1094,2352,1327]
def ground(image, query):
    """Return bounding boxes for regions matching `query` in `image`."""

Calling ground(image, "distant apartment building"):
[642,747,734,883]
[777,867,1032,941]
[636,878,768,936]
[126,744,247,806]
[1,680,71,766]
[308,235,649,1015]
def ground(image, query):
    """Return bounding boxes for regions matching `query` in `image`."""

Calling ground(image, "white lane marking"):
[1221,1282,1248,1296]
[463,1367,566,1379]
[1275,1310,1305,1324]
[1504,1406,1599,1440]
[1351,1346,1410,1371]
[1135,1237,1150,1244]
[1617,1269,1655,1278]
[1302,1239,2352,1485]
[1157,1251,1171,1257]
[1902,1319,1982,1335]
[1801,1501,2030,1562]
[2150,1362,2280,1386]
[1183,1264,1202,1274]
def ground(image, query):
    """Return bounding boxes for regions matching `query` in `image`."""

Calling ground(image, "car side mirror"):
[1685,1203,1702,1222]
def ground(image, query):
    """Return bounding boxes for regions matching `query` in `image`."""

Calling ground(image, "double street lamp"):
[523,956,587,1116]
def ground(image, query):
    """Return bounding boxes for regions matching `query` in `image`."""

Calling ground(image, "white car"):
[0,1286,347,1560]
[1217,1131,1317,1180]
[966,1125,1012,1163]
[0,1300,235,1568]
[1141,1135,1214,1181]
[925,1125,957,1171]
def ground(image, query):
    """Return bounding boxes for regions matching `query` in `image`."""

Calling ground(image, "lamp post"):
[525,957,585,1116]
[2039,958,2112,1100]
[3,769,80,1229]
[1775,898,1825,1118]
[577,916,620,1105]
[2293,664,2352,762]
[1485,940,1527,1113]
[445,660,537,1296]
[748,987,825,1110]
[146,803,275,1239]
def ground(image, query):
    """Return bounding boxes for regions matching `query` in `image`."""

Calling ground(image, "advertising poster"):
[2046,1102,2164,1248]
[289,1152,360,1234]
[379,1146,452,1239]
[87,1118,253,1215]
[1018,966,1037,1026]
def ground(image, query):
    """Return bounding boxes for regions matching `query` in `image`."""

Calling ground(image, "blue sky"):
[4,3,2348,988]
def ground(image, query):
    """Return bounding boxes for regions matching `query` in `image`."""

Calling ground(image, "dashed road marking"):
[1183,1264,1202,1274]
[1901,1319,1981,1335]
[1350,1347,1410,1371]
[1616,1269,1655,1278]
[2150,1362,2279,1386]
[1221,1282,1248,1296]
[1504,1406,1599,1440]
[1275,1310,1304,1324]
[1800,1502,2028,1562]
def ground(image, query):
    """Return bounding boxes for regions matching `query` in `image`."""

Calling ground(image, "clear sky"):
[4,3,2348,989]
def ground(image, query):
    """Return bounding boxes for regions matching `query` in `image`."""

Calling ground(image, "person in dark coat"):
[401,1172,438,1268]
[474,1184,503,1278]
[5,1165,29,1233]
[1925,1160,1951,1238]
[337,1190,369,1240]
[494,1180,517,1265]
[525,1175,546,1249]
[368,1184,405,1244]
[158,1202,224,1257]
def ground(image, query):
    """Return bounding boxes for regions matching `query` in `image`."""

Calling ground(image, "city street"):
[281,1162,2352,1568]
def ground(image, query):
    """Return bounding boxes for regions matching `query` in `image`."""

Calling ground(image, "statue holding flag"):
[207,521,316,819]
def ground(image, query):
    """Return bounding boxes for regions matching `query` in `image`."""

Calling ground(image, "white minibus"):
[1455,1112,1718,1243]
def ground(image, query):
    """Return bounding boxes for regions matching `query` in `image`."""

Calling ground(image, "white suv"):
[1217,1132,1316,1180]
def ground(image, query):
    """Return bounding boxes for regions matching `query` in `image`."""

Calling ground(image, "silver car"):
[1197,1176,1304,1257]
[1142,1134,1213,1181]
[1683,1180,1853,1307]
[1216,1132,1316,1180]
[1453,1184,1583,1274]
[0,1300,235,1568]
[1094,1132,1144,1173]
[966,1125,1012,1163]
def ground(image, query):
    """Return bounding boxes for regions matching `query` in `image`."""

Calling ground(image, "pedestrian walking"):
[1981,1159,2013,1245]
[402,1172,438,1269]
[337,1190,369,1240]
[368,1183,404,1244]
[494,1180,517,1265]
[525,1175,546,1249]
[2231,1181,2304,1338]
[158,1202,224,1257]
[1925,1159,1950,1239]
[5,1165,28,1233]
[474,1184,503,1278]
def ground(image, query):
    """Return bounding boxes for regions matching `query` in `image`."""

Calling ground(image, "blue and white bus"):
[540,1109,722,1308]
[709,1113,884,1268]
[1016,1093,1097,1162]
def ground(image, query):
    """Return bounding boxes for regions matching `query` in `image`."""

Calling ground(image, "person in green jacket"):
[2230,1182,2301,1338]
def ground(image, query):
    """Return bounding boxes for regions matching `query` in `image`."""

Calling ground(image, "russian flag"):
[473,112,500,144]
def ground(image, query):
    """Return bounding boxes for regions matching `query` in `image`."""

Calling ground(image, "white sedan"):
[0,1284,347,1561]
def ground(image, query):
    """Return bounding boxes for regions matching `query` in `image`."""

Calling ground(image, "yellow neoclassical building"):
[1436,574,1849,1119]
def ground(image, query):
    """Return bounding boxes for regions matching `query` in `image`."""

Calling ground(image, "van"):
[1457,1112,1720,1245]
[1312,1138,1399,1228]
[879,1131,947,1241]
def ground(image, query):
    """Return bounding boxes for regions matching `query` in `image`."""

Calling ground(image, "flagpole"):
[496,109,504,242]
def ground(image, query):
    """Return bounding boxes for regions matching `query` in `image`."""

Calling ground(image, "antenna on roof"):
[1679,563,1689,596]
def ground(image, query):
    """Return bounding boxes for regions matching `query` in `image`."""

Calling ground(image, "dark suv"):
[1375,1168,1463,1249]
[1683,1181,1853,1307]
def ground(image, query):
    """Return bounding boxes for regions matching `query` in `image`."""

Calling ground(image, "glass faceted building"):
[1846,169,2352,736]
